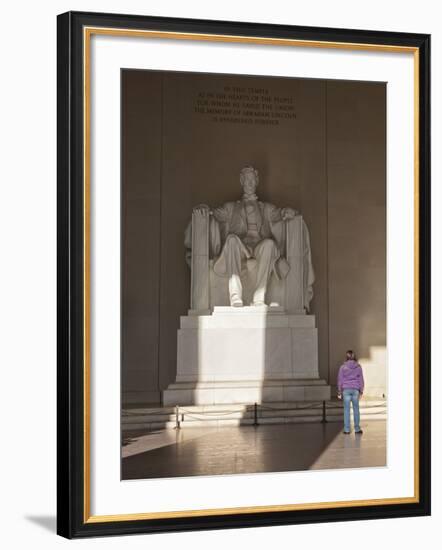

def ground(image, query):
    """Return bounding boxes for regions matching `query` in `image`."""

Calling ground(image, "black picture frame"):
[57,10,431,539]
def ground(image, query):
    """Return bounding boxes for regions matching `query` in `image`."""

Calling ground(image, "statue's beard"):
[242,190,258,201]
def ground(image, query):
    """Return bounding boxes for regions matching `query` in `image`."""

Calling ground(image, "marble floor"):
[121,419,386,480]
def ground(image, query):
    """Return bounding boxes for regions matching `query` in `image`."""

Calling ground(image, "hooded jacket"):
[337,360,365,393]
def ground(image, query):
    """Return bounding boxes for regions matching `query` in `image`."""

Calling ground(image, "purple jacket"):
[337,360,364,393]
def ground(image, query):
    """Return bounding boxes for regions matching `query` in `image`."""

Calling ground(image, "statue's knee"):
[259,238,276,251]
[226,233,239,241]
[225,234,241,247]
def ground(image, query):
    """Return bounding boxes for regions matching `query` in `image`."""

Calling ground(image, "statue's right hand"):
[193,204,211,216]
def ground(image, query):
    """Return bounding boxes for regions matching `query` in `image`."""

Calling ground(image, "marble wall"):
[121,70,385,405]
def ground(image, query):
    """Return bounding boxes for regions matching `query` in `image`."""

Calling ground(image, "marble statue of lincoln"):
[190,165,297,307]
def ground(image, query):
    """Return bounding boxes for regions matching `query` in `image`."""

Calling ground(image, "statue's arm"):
[265,203,298,223]
[191,202,230,223]
[280,206,298,220]
[263,203,282,223]
[212,203,230,222]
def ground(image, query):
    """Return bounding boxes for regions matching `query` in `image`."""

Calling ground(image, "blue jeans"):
[343,389,361,433]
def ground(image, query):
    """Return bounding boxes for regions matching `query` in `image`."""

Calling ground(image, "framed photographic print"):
[57,11,431,538]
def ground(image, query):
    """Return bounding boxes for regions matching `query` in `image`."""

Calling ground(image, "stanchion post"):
[175,405,181,429]
[254,402,258,426]
[321,400,327,423]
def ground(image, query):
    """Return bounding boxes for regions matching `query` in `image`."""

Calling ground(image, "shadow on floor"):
[122,420,386,481]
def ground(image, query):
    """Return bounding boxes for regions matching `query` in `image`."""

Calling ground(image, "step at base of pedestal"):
[163,379,331,406]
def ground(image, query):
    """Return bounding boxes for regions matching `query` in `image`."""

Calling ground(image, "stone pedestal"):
[163,306,330,406]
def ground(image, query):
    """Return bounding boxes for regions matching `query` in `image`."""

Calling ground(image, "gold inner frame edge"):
[82,26,420,524]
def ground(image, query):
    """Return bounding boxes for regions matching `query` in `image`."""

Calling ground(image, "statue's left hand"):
[281,207,297,220]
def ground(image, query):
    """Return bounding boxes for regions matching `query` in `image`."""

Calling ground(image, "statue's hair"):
[239,165,259,186]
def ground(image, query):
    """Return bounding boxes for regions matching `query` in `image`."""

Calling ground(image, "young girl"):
[337,350,365,434]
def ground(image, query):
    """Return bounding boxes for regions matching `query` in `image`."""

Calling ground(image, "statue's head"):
[240,165,259,195]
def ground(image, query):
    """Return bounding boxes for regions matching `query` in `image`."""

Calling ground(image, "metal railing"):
[174,401,329,429]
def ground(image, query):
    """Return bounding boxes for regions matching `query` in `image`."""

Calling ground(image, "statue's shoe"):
[252,301,266,307]
[231,298,243,307]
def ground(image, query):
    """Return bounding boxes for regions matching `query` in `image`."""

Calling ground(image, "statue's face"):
[241,170,258,195]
